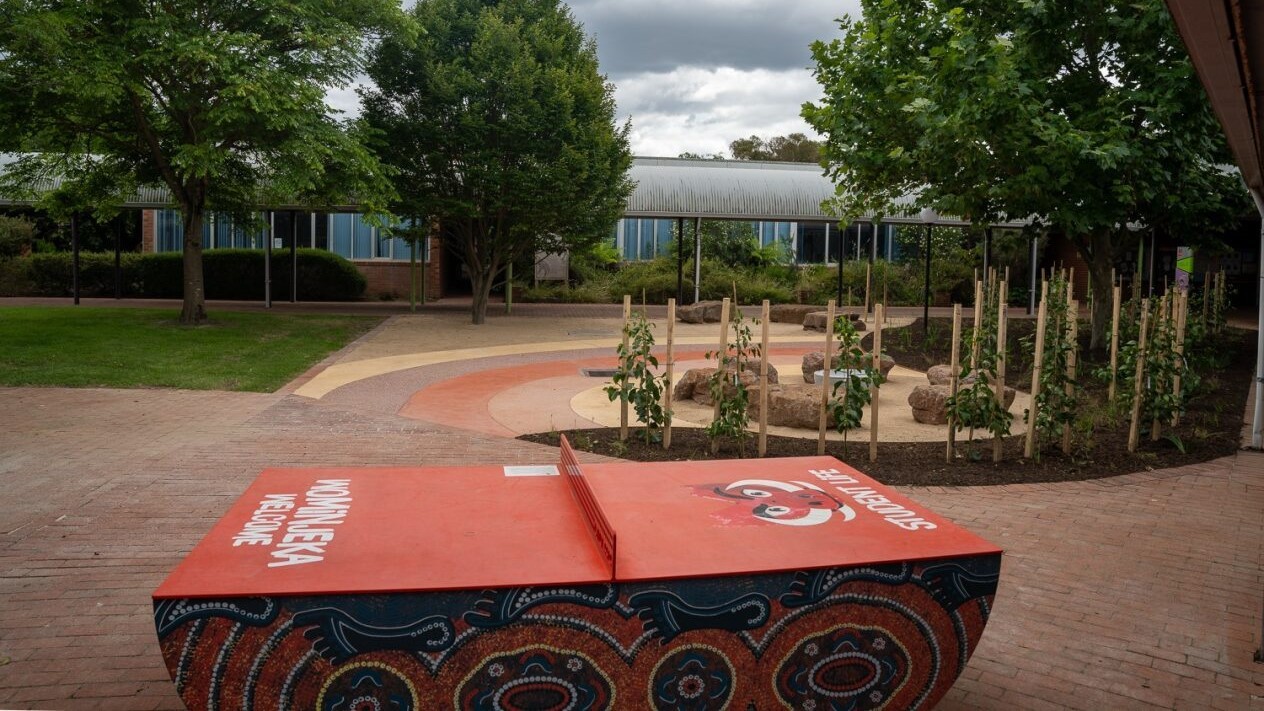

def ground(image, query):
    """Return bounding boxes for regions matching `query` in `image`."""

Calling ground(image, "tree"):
[729,133,822,163]
[362,0,633,325]
[803,0,1247,349]
[0,0,403,323]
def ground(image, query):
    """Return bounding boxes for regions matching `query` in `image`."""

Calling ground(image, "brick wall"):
[142,209,155,253]
[355,235,443,300]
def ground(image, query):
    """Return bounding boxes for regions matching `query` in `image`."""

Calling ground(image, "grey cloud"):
[569,0,859,77]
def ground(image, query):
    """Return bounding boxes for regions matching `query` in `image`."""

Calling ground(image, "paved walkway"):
[0,300,1261,709]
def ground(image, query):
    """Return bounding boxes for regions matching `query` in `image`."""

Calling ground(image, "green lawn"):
[0,307,383,392]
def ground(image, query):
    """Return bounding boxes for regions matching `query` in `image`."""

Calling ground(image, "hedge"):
[7,249,366,300]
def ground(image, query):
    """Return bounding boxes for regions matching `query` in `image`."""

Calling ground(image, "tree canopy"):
[0,0,404,323]
[362,0,633,324]
[729,133,822,163]
[803,0,1248,348]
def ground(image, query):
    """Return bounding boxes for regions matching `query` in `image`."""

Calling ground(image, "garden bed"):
[521,319,1253,487]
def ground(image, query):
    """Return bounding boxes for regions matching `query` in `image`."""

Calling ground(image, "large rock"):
[927,364,955,386]
[748,383,836,429]
[908,381,1018,425]
[801,351,894,383]
[909,384,951,425]
[677,300,740,324]
[672,362,779,404]
[803,311,866,332]
[768,304,820,325]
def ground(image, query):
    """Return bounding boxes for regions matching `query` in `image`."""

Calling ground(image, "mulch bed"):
[520,319,1252,487]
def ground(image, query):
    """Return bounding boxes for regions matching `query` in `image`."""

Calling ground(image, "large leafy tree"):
[0,0,404,323]
[362,0,633,324]
[803,0,1247,348]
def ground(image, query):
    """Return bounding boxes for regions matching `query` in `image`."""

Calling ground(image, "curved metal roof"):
[625,156,1027,227]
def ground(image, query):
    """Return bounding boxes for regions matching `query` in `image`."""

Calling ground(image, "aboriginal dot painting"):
[156,554,999,710]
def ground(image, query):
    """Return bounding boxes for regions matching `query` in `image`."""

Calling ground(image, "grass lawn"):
[0,307,383,392]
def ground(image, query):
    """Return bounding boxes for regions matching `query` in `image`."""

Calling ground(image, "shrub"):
[16,249,366,300]
[608,258,688,303]
[0,216,36,258]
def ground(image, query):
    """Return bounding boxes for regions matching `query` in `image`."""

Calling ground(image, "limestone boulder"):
[768,304,820,325]
[677,300,740,324]
[803,311,866,332]
[908,384,951,425]
[673,363,778,405]
[927,364,955,386]
[748,383,836,429]
[801,351,894,383]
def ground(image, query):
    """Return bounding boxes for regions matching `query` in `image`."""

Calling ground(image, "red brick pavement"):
[1,383,1262,709]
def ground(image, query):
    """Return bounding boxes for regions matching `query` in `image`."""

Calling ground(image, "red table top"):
[154,455,1000,600]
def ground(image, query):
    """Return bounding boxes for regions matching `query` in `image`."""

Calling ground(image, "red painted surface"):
[153,466,612,599]
[155,450,1000,600]
[396,346,817,436]
[581,455,1002,582]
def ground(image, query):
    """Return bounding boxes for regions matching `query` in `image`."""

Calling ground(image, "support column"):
[1029,233,1038,315]
[265,211,273,309]
[71,214,80,306]
[693,217,701,304]
[836,223,844,305]
[114,214,123,300]
[290,210,298,303]
[923,223,932,333]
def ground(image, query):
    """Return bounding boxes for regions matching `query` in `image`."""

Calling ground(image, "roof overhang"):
[1165,0,1264,195]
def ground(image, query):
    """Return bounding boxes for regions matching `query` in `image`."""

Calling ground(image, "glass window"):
[638,219,655,261]
[330,214,354,258]
[621,219,637,261]
[353,215,375,259]
[314,213,329,251]
[654,219,673,257]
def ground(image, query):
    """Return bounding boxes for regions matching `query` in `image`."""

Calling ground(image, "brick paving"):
[0,303,1262,708]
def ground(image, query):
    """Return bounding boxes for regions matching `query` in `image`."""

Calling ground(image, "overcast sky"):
[568,0,859,157]
[329,0,862,158]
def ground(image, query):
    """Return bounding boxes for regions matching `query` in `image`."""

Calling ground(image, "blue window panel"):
[157,210,182,252]
[214,215,234,250]
[621,219,638,260]
[639,219,655,260]
[654,219,673,257]
[390,237,413,261]
[354,214,375,259]
[330,214,354,258]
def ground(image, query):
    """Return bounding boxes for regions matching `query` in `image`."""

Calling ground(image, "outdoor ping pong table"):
[154,436,1001,709]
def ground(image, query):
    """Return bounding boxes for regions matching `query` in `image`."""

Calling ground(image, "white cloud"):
[614,66,824,156]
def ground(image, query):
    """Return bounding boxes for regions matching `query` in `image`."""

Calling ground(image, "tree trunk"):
[1086,230,1116,351]
[179,209,207,324]
[470,267,492,325]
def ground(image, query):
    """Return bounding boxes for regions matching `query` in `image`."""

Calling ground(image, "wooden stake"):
[818,299,836,455]
[869,303,883,463]
[1025,281,1049,459]
[1151,294,1170,442]
[864,263,872,318]
[1108,284,1122,403]
[994,286,1008,463]
[620,295,631,441]
[758,300,770,457]
[1128,300,1150,452]
[970,280,983,371]
[1172,291,1187,427]
[1062,298,1077,455]
[947,304,962,463]
[710,298,732,454]
[664,298,676,450]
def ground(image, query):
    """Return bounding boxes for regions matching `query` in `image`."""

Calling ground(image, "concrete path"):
[0,300,1261,709]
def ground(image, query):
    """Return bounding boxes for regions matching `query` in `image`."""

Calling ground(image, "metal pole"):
[924,223,932,333]
[676,216,684,305]
[982,227,991,284]
[1148,229,1156,297]
[265,211,272,308]
[693,217,701,304]
[290,210,297,303]
[505,262,513,314]
[71,214,80,305]
[114,214,122,299]
[836,223,845,305]
[410,237,417,313]
[1029,233,1038,315]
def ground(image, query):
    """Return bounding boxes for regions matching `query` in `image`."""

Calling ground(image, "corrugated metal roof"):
[1,152,1028,226]
[625,156,1028,227]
